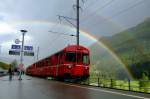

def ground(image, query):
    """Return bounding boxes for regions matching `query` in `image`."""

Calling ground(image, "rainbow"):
[8,20,134,79]
[79,30,134,79]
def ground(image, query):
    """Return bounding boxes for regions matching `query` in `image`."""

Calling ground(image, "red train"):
[26,45,90,80]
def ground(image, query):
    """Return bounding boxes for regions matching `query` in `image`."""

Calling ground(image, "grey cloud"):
[0,0,150,66]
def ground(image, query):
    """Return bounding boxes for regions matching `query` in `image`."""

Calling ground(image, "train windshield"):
[77,52,82,63]
[66,52,76,62]
[77,52,89,64]
[82,54,89,64]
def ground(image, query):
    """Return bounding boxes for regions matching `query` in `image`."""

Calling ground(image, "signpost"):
[8,30,34,80]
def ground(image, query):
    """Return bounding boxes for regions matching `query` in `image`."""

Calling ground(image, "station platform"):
[0,75,149,99]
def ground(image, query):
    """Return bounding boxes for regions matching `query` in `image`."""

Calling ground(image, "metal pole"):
[128,79,131,91]
[77,0,79,46]
[111,79,113,88]
[98,77,100,87]
[37,46,39,61]
[0,45,1,54]
[20,33,25,65]
[19,30,27,80]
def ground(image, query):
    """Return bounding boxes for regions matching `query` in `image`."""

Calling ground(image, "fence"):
[78,77,150,93]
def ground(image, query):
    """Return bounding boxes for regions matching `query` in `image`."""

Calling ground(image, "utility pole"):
[48,0,84,80]
[77,0,80,46]
[56,0,82,46]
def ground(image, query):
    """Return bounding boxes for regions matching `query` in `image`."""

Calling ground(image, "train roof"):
[64,45,89,51]
[28,45,89,67]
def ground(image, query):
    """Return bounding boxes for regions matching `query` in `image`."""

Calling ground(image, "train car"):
[26,45,90,80]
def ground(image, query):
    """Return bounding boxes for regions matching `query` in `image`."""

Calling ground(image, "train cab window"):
[82,54,89,64]
[66,52,76,62]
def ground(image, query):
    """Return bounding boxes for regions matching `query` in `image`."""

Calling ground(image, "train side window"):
[37,61,42,67]
[39,62,41,67]
[36,63,39,67]
[47,59,51,66]
[55,54,59,64]
[41,61,44,67]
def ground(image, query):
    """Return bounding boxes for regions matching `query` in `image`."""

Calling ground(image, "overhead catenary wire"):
[84,0,147,29]
[82,0,100,10]
[80,0,115,21]
[49,30,76,37]
[47,30,76,48]
[110,0,146,19]
[47,32,76,54]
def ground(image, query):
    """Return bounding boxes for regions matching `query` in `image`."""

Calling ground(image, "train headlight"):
[68,65,72,69]
[85,66,88,69]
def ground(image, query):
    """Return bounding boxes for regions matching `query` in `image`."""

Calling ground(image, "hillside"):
[90,18,150,79]
[0,61,10,70]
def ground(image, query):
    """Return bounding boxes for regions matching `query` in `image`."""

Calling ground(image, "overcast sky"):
[0,0,150,66]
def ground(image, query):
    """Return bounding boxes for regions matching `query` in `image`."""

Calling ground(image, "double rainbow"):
[9,20,134,79]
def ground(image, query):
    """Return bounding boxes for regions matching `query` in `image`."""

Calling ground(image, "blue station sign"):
[24,46,33,51]
[11,45,21,50]
[11,45,33,51]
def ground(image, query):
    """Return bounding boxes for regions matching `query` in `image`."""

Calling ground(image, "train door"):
[58,52,64,77]
[51,55,57,77]
[44,58,51,76]
[53,53,59,78]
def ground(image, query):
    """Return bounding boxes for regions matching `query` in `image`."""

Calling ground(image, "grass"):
[81,77,150,93]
